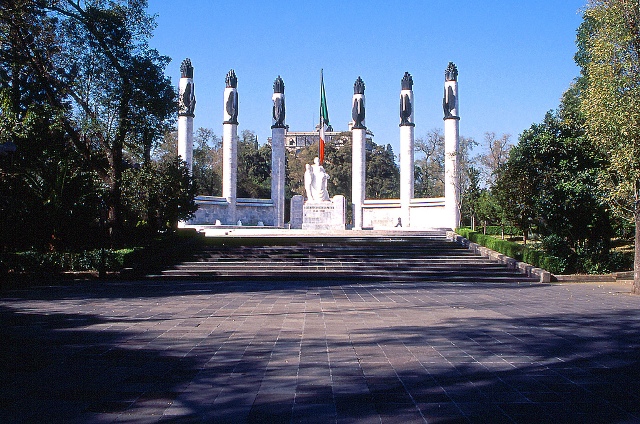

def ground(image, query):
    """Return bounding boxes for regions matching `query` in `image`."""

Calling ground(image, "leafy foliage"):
[577,0,640,222]
[493,102,614,271]
[366,143,399,199]
[192,128,222,196]
[576,0,640,281]
[237,130,271,199]
[121,158,198,236]
[414,129,444,198]
[476,132,513,187]
[456,228,568,274]
[0,1,195,252]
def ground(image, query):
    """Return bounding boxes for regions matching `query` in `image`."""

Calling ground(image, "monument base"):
[289,195,304,229]
[302,195,346,231]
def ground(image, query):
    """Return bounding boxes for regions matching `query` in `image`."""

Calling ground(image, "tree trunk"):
[108,80,132,246]
[143,128,151,165]
[634,207,640,294]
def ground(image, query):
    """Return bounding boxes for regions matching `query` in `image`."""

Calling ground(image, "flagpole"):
[319,69,323,163]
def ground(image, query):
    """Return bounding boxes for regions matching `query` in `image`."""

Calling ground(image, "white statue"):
[304,157,330,202]
[304,164,314,201]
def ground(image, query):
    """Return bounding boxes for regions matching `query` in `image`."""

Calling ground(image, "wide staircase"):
[154,230,539,284]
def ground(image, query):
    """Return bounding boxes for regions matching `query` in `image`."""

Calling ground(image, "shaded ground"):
[2,278,640,423]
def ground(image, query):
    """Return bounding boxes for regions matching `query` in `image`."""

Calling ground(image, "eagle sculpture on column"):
[225,69,238,124]
[443,86,456,118]
[400,93,412,126]
[272,75,285,128]
[273,97,285,127]
[352,76,366,129]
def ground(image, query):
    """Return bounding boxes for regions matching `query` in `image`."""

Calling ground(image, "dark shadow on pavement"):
[1,281,639,423]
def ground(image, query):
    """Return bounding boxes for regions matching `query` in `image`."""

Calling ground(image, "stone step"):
[149,231,537,283]
[194,247,478,257]
[193,253,490,260]
[174,260,508,268]
[169,262,506,272]
[156,269,537,283]
[160,263,536,281]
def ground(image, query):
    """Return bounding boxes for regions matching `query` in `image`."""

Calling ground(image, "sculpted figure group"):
[304,157,330,202]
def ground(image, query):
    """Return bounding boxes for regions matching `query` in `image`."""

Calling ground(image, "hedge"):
[456,228,567,274]
[0,229,204,278]
[475,225,523,237]
[0,248,136,274]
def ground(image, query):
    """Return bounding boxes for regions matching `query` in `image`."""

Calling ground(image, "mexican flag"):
[319,70,330,164]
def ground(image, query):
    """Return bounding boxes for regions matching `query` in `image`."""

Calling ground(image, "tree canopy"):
[577,0,640,286]
[0,0,194,250]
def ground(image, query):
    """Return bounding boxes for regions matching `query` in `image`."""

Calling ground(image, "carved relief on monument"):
[443,62,458,119]
[272,75,286,129]
[178,58,196,117]
[352,77,366,130]
[400,71,414,127]
[225,69,238,124]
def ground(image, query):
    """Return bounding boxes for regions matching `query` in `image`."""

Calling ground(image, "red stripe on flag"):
[319,123,325,164]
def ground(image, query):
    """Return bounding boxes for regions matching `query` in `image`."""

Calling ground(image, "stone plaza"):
[2,234,640,423]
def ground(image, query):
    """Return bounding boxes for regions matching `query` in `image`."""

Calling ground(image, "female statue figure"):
[304,157,330,202]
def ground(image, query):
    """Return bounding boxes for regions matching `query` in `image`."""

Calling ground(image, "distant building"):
[268,123,374,153]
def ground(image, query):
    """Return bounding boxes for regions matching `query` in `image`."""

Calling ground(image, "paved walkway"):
[2,278,640,423]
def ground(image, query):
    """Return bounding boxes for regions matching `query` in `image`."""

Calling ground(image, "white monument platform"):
[302,195,346,231]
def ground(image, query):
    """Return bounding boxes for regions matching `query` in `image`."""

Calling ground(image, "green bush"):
[456,228,566,274]
[482,226,523,237]
[1,249,136,274]
[456,227,474,240]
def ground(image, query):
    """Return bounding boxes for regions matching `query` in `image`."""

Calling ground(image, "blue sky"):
[148,1,586,157]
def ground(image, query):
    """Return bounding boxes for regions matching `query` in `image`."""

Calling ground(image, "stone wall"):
[363,198,449,229]
[187,196,277,226]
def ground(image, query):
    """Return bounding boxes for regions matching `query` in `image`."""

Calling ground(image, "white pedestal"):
[302,195,346,231]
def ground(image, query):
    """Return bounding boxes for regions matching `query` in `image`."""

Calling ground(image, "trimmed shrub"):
[1,249,136,274]
[455,228,566,274]
[481,226,523,237]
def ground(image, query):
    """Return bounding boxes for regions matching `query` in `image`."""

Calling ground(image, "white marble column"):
[271,76,286,228]
[399,72,415,228]
[223,70,239,223]
[351,77,366,230]
[443,62,460,230]
[177,59,196,174]
[222,123,237,201]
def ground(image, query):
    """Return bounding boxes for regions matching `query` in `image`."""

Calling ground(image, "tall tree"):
[46,0,176,243]
[493,145,537,245]
[237,130,271,199]
[0,0,184,249]
[414,128,444,197]
[0,1,102,250]
[366,143,399,199]
[192,127,222,196]
[461,166,481,229]
[577,0,640,289]
[476,132,513,187]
